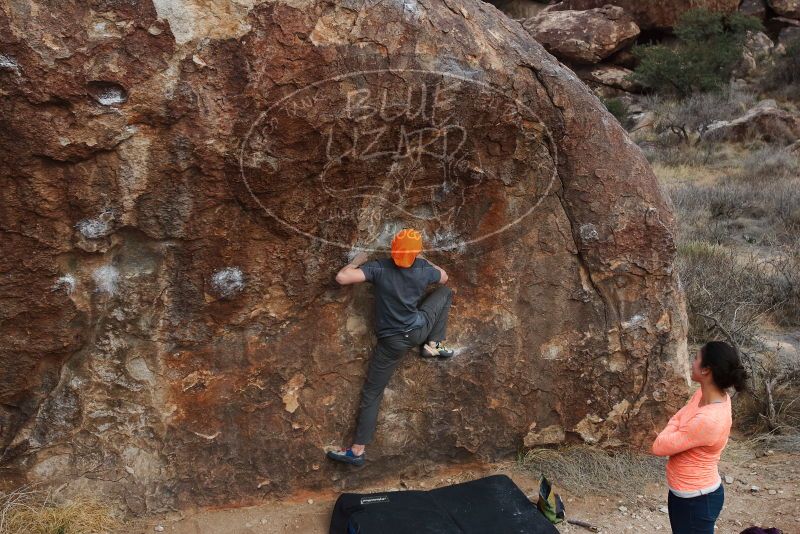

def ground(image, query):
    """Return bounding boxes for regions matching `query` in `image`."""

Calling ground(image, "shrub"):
[0,486,123,534]
[767,242,800,326]
[641,142,731,167]
[631,9,763,97]
[602,97,629,127]
[735,145,800,183]
[520,446,664,497]
[668,176,800,246]
[734,343,800,437]
[641,88,757,146]
[677,242,779,344]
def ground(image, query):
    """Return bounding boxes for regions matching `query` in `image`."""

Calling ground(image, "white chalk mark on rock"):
[0,54,20,73]
[190,430,221,440]
[92,265,120,295]
[211,267,245,298]
[76,209,114,239]
[95,87,126,105]
[579,223,599,242]
[52,274,77,295]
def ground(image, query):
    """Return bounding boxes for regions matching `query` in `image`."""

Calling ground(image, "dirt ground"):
[131,440,799,534]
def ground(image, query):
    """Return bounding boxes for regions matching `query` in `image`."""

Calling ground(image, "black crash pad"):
[329,474,559,534]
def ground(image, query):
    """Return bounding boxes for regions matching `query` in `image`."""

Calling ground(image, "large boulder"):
[778,26,800,49]
[768,0,800,18]
[706,100,800,143]
[733,31,776,78]
[575,65,642,95]
[0,0,688,515]
[545,0,740,30]
[739,0,767,19]
[523,5,640,64]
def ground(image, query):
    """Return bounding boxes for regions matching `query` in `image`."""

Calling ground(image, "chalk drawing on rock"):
[239,67,558,254]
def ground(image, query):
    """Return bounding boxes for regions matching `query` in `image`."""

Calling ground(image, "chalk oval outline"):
[238,68,558,253]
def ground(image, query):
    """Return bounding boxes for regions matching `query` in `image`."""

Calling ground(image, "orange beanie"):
[391,228,422,268]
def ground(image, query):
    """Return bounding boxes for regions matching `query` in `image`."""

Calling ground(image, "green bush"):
[631,9,762,96]
[601,97,629,126]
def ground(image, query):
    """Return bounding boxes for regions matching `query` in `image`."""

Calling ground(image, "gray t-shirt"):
[358,257,442,338]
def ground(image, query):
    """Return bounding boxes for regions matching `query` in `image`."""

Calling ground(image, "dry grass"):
[0,485,122,534]
[737,389,800,435]
[761,35,800,101]
[744,431,800,454]
[641,91,800,443]
[651,162,721,186]
[734,342,800,436]
[734,145,800,184]
[656,142,800,335]
[519,446,665,497]
[677,242,784,344]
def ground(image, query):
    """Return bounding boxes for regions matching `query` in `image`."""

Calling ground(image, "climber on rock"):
[326,228,455,466]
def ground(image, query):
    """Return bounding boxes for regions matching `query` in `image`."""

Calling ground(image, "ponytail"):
[700,341,748,392]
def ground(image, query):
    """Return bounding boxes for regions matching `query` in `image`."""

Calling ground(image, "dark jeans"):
[353,285,453,445]
[668,485,724,534]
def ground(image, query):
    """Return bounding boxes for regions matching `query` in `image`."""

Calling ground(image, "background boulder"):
[523,5,640,64]
[545,0,740,30]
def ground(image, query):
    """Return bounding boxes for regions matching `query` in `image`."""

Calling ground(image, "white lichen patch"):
[92,265,120,295]
[51,274,77,295]
[211,267,245,298]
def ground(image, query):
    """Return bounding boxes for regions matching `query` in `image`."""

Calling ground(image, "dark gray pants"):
[354,285,453,445]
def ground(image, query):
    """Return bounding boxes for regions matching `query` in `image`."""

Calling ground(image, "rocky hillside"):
[491,0,800,100]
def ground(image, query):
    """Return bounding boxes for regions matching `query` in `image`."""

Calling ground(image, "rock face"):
[768,0,800,18]
[489,0,548,19]
[0,0,688,515]
[778,26,800,48]
[706,100,800,143]
[734,31,776,78]
[546,0,740,30]
[739,0,767,19]
[523,5,640,64]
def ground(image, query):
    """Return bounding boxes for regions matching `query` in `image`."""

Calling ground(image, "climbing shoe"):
[421,341,455,359]
[326,448,365,466]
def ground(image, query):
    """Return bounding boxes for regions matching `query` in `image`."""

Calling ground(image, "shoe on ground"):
[326,448,365,466]
[421,341,455,359]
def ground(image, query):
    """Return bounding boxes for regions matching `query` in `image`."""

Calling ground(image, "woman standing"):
[652,341,748,534]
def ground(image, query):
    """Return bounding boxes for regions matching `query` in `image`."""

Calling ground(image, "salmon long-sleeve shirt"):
[651,388,732,492]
